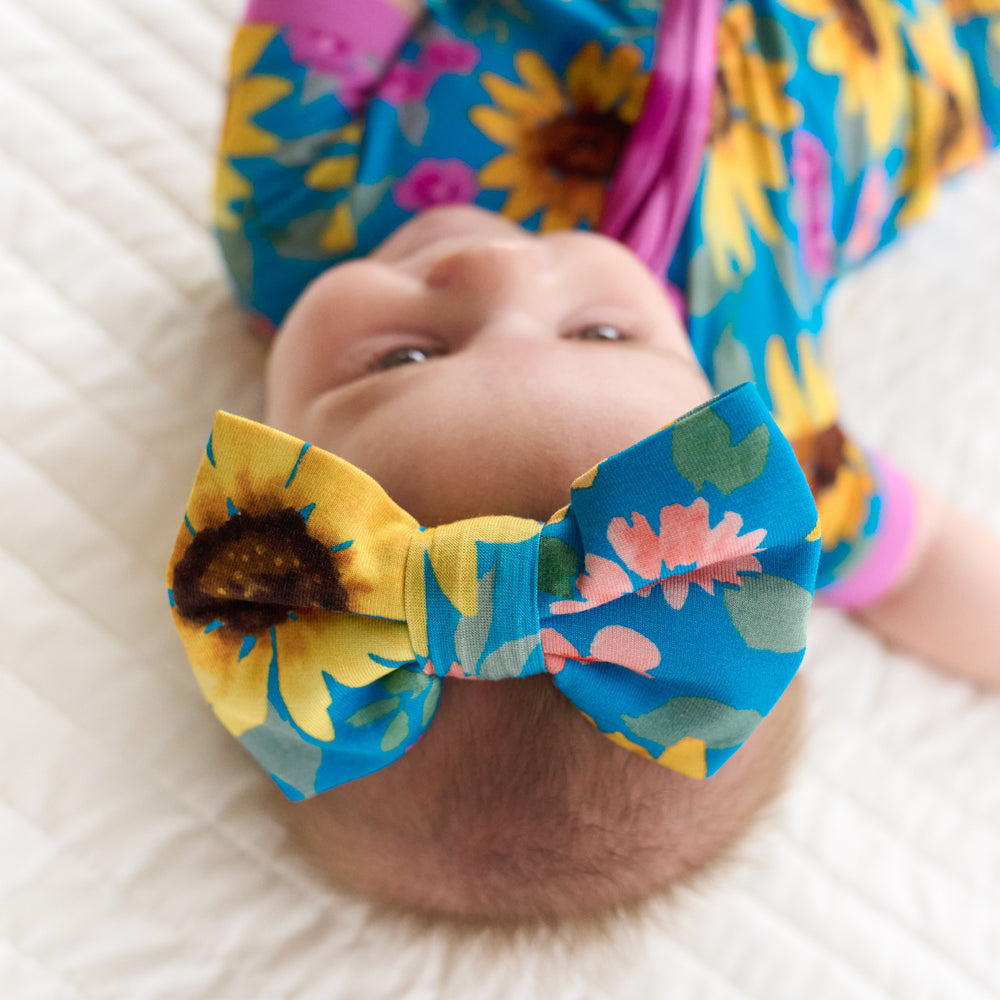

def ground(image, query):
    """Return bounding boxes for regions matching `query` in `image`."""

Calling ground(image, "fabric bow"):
[167,383,820,799]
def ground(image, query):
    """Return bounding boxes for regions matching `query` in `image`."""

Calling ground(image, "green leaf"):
[711,326,756,393]
[537,536,580,599]
[478,634,540,680]
[453,564,495,671]
[346,696,400,727]
[687,244,735,317]
[240,704,324,797]
[349,178,391,221]
[835,102,869,184]
[755,16,795,69]
[421,678,441,727]
[380,711,410,752]
[672,408,770,495]
[398,102,430,146]
[380,670,430,696]
[622,696,763,750]
[215,226,254,300]
[269,208,340,261]
[723,573,812,652]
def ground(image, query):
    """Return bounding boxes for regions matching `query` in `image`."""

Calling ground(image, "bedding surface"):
[3,0,1000,997]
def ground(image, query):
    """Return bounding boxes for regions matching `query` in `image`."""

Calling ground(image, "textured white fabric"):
[3,0,1000,996]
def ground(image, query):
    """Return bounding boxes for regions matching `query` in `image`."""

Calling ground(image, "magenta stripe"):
[245,0,412,62]
[820,454,919,609]
[599,0,721,284]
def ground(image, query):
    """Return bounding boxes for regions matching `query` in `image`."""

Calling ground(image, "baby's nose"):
[423,239,544,301]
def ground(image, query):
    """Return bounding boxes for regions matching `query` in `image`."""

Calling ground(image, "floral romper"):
[214,0,1000,602]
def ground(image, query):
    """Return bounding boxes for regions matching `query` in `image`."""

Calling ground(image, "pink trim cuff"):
[820,454,919,610]
[245,0,413,70]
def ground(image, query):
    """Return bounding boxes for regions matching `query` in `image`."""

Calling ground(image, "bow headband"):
[167,383,820,799]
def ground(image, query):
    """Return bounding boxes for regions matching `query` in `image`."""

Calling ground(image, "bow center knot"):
[404,517,546,679]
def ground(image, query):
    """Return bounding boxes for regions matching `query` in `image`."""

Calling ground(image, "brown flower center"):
[172,507,349,635]
[535,109,631,181]
[831,0,880,56]
[792,423,847,495]
[936,90,964,165]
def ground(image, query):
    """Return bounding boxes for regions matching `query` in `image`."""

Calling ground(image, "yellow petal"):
[229,24,279,82]
[413,516,541,619]
[657,737,709,779]
[479,151,532,187]
[222,76,294,158]
[214,160,252,230]
[266,619,346,742]
[469,106,525,148]
[319,201,356,253]
[480,72,561,118]
[565,41,604,105]
[765,336,814,439]
[515,49,563,103]
[178,616,271,738]
[796,334,839,427]
[305,155,358,192]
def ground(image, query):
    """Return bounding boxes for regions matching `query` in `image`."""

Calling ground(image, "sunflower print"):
[168,415,417,741]
[215,25,292,231]
[765,334,873,551]
[470,41,649,230]
[701,2,802,280]
[303,122,364,254]
[900,1,986,224]
[781,0,908,154]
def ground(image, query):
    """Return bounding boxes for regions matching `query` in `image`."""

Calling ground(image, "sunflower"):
[765,334,873,551]
[215,24,293,230]
[900,2,986,224]
[470,41,649,230]
[781,0,908,154]
[701,3,801,279]
[167,413,416,741]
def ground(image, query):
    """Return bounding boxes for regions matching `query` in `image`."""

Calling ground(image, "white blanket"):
[3,1,1000,996]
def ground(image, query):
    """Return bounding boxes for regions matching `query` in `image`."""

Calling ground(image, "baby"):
[169,0,1000,927]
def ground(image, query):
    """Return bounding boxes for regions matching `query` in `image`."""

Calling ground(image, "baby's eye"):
[373,346,434,370]
[571,324,627,342]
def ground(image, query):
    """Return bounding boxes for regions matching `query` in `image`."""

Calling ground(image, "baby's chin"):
[280,674,805,927]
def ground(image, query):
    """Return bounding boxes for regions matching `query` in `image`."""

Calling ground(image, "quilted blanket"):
[3,0,1000,997]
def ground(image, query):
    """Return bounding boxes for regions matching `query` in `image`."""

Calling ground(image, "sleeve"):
[214,0,420,331]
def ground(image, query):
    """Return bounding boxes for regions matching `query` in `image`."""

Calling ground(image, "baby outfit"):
[214,0,1000,602]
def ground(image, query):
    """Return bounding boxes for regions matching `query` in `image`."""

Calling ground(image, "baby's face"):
[266,205,711,525]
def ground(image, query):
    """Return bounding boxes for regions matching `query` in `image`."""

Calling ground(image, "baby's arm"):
[853,487,1000,687]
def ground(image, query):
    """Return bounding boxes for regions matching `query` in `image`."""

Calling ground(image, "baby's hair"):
[279,672,805,942]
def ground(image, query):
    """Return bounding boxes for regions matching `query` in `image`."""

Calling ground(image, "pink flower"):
[420,38,480,76]
[287,25,358,76]
[380,62,432,104]
[548,553,634,615]
[845,166,891,263]
[422,658,465,677]
[541,626,660,678]
[790,131,834,280]
[394,159,478,211]
[608,498,765,610]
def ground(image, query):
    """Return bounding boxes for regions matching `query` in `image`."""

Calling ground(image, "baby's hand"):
[852,486,1000,687]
